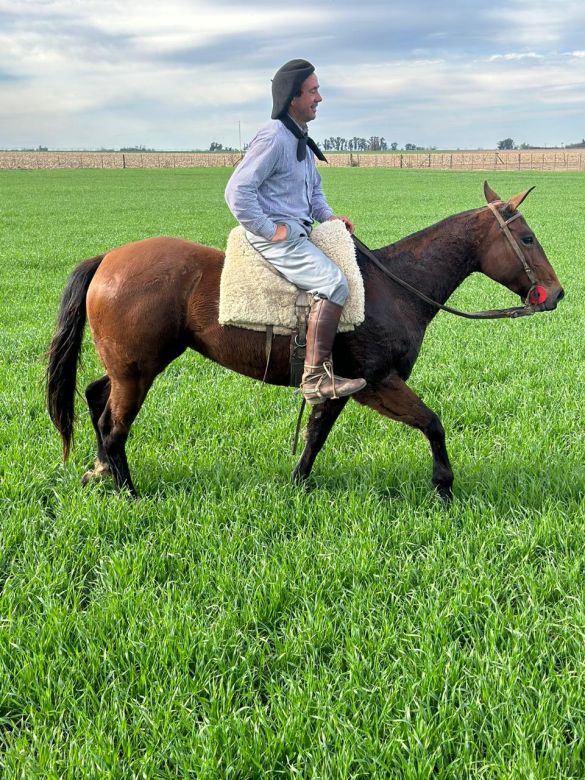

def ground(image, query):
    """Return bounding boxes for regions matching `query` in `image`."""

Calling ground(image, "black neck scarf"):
[279,114,328,163]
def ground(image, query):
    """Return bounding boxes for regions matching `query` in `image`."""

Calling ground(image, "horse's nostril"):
[558,288,565,301]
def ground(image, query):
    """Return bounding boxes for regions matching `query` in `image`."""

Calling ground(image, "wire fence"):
[1,150,584,171]
[329,150,585,171]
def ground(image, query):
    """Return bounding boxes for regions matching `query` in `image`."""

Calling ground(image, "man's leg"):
[246,225,366,404]
[300,296,365,405]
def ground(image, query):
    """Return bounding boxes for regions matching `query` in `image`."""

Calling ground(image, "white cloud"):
[484,0,585,47]
[488,53,544,61]
[1,0,584,149]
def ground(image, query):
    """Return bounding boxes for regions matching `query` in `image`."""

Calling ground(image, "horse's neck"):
[375,209,480,315]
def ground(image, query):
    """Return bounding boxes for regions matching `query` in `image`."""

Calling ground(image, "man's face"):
[289,73,322,124]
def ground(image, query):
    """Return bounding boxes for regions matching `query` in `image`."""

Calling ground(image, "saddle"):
[219,220,364,385]
[219,220,364,333]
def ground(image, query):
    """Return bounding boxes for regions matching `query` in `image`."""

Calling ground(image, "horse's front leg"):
[355,374,454,501]
[292,397,349,484]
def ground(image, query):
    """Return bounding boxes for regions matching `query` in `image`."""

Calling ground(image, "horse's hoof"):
[435,484,453,504]
[291,468,311,491]
[292,466,307,484]
[81,461,112,486]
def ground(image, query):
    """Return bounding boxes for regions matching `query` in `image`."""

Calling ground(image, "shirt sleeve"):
[310,163,334,223]
[224,131,281,240]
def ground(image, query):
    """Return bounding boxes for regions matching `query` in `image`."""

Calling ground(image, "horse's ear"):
[508,186,536,211]
[484,181,501,203]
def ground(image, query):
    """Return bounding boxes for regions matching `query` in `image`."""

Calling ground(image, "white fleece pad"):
[219,220,365,335]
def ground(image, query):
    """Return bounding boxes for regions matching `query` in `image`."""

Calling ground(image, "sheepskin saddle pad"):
[219,220,365,335]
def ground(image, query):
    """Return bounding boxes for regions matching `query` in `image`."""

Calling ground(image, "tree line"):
[321,136,390,151]
[498,137,585,150]
[318,137,435,152]
[210,137,433,153]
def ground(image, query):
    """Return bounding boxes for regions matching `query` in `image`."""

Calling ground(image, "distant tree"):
[404,143,417,150]
[497,138,515,150]
[119,145,155,152]
[208,142,237,152]
[368,136,388,151]
[390,142,398,151]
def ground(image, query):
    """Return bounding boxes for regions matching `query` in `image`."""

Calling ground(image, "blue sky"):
[1,0,584,150]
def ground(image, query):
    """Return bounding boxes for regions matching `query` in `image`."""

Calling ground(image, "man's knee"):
[329,272,349,306]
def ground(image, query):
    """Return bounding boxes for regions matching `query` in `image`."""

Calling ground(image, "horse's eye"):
[521,235,534,246]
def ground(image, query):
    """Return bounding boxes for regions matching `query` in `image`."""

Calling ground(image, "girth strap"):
[262,325,273,382]
[290,295,311,387]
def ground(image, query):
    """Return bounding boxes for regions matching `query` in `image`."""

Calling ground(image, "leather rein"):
[352,201,547,320]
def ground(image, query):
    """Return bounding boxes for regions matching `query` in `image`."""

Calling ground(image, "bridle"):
[486,200,540,289]
[353,201,548,320]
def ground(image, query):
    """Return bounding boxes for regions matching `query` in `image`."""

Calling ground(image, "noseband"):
[354,201,548,321]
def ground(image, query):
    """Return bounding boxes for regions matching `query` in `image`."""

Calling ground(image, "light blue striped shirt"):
[224,119,333,240]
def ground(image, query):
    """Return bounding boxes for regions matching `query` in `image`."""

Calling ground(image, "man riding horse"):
[224,59,366,406]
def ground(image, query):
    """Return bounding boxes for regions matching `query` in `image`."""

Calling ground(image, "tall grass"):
[1,167,584,777]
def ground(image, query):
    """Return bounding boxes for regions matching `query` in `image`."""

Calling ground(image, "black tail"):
[46,255,104,460]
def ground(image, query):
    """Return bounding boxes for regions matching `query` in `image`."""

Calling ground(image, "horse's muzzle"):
[544,286,565,311]
[525,285,564,311]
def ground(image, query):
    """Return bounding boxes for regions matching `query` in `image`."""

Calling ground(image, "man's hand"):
[271,224,288,241]
[328,215,355,234]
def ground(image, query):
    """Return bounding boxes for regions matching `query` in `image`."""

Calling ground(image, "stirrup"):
[300,361,340,405]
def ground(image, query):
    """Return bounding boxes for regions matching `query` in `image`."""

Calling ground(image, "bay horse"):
[47,182,563,499]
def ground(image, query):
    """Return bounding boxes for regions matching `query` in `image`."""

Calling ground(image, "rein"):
[352,202,547,320]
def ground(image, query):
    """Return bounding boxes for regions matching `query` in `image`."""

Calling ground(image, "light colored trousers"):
[245,219,349,306]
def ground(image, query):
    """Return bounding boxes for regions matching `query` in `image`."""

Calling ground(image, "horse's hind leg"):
[355,374,454,501]
[97,375,152,497]
[292,397,349,483]
[82,376,112,486]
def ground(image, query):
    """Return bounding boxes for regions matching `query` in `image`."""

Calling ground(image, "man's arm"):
[310,165,334,224]
[224,133,281,240]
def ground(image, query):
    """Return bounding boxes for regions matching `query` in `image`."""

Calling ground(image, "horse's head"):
[478,181,564,311]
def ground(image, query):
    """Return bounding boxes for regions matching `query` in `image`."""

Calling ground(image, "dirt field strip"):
[1,149,584,171]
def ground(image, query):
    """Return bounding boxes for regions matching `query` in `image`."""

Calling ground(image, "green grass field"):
[1,167,585,777]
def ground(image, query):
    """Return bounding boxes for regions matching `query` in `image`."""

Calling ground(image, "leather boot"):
[300,298,366,406]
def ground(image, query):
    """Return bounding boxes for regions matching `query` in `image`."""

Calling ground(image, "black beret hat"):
[271,59,315,119]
